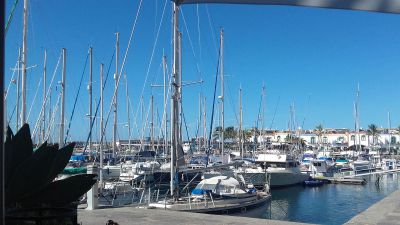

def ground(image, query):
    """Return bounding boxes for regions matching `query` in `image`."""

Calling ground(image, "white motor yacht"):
[256,153,309,188]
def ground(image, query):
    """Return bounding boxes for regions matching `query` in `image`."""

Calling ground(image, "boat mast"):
[42,50,47,143]
[239,86,243,158]
[203,96,207,151]
[21,0,28,125]
[151,95,154,151]
[113,33,119,157]
[170,1,180,198]
[16,47,21,130]
[162,55,168,157]
[125,72,131,152]
[100,63,104,186]
[356,83,360,152]
[88,47,93,151]
[59,48,66,147]
[220,28,224,160]
[261,84,265,150]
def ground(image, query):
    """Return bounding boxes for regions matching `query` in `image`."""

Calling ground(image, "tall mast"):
[42,50,47,143]
[59,48,66,146]
[151,95,154,151]
[16,47,21,130]
[170,2,180,198]
[88,47,93,151]
[388,111,391,155]
[125,72,131,152]
[99,63,104,186]
[220,28,225,159]
[239,86,243,158]
[198,93,202,152]
[113,33,119,157]
[203,96,207,150]
[21,0,28,125]
[162,55,168,157]
[261,84,265,150]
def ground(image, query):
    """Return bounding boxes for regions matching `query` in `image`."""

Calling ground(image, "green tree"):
[315,124,324,146]
[367,124,379,145]
[224,126,237,140]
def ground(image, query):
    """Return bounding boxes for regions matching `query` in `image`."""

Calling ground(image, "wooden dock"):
[315,177,367,185]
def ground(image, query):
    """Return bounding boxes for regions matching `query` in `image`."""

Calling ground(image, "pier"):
[78,207,314,225]
[346,189,400,225]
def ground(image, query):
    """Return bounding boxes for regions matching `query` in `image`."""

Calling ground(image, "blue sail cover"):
[173,0,400,14]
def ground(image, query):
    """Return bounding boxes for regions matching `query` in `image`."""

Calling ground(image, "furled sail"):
[172,0,400,14]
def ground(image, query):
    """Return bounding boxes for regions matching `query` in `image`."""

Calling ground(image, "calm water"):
[243,173,400,224]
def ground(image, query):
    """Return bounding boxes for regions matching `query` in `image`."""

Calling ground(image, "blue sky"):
[5,0,400,142]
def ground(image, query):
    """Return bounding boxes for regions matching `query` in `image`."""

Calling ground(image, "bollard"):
[86,165,99,210]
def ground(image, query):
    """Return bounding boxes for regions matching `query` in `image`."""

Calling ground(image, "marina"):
[4,0,400,225]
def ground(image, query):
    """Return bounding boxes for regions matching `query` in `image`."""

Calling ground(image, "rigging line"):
[83,51,114,152]
[64,50,90,144]
[226,78,239,125]
[205,5,219,57]
[269,96,280,130]
[45,92,61,141]
[7,102,17,125]
[154,60,172,140]
[94,0,143,152]
[134,0,166,124]
[27,76,43,121]
[4,0,19,35]
[181,8,203,81]
[32,51,62,137]
[206,40,221,167]
[5,59,19,100]
[196,4,202,64]
[255,88,263,129]
[181,108,191,142]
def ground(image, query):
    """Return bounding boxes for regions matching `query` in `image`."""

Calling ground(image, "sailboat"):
[148,2,270,213]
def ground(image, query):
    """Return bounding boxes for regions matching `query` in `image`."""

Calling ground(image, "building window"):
[391,136,396,144]
[338,137,344,143]
[323,137,328,144]
[351,135,355,141]
[361,135,366,141]
[277,136,281,142]
[311,137,316,144]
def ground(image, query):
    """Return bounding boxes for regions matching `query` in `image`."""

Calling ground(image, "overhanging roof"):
[173,0,400,14]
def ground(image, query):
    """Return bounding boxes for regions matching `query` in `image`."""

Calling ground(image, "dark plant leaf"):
[46,143,75,183]
[13,124,33,162]
[5,126,15,186]
[5,141,58,206]
[19,174,97,207]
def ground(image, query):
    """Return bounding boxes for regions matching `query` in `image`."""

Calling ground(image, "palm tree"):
[367,124,379,146]
[315,124,324,148]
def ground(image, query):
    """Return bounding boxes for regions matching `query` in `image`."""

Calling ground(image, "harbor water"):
[242,173,400,224]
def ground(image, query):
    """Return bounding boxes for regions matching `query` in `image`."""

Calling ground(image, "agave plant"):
[5,124,97,224]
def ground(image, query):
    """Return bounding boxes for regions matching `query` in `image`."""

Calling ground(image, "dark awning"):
[172,0,400,14]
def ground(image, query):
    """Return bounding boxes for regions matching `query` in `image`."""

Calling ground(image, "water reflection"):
[240,173,400,225]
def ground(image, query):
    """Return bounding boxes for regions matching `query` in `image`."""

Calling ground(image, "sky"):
[5,0,400,142]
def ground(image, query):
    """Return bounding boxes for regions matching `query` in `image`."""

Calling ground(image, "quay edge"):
[78,207,315,225]
[346,189,400,225]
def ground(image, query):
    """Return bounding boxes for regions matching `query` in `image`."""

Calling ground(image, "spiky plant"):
[5,124,97,225]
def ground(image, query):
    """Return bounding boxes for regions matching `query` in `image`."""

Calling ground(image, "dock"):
[326,177,367,185]
[315,177,367,185]
[78,207,314,225]
[345,189,400,225]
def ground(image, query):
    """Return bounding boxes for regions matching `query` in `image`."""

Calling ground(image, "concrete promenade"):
[346,189,400,225]
[78,207,313,225]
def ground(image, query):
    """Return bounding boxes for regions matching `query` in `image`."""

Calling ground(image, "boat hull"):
[269,170,309,188]
[148,192,271,214]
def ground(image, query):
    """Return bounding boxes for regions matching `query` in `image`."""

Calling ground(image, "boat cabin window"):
[313,162,322,167]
